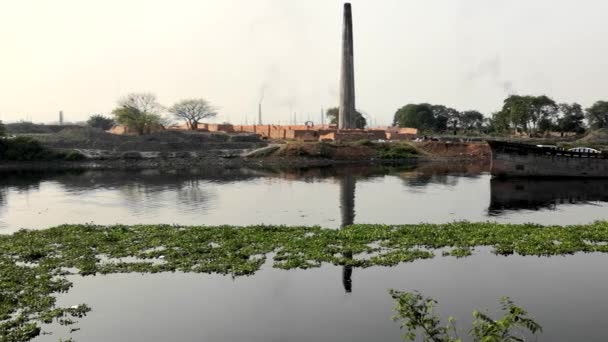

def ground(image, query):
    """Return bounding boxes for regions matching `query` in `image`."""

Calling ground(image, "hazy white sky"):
[1,0,607,126]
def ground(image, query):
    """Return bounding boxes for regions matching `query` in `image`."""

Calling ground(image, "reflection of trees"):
[397,161,487,188]
[489,178,608,215]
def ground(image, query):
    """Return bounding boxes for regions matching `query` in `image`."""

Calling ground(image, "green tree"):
[169,98,217,130]
[112,93,163,135]
[586,101,608,129]
[393,104,436,131]
[500,95,557,134]
[460,110,484,131]
[557,103,585,133]
[87,114,115,131]
[390,290,542,342]
[488,111,511,134]
[431,105,459,133]
[325,107,367,129]
[0,120,5,137]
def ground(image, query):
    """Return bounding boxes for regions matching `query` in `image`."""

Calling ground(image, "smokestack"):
[258,103,262,125]
[338,3,356,130]
[321,108,325,125]
[59,111,64,126]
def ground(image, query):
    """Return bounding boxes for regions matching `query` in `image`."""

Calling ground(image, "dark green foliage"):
[558,103,586,134]
[0,137,47,161]
[460,110,484,131]
[326,107,367,129]
[498,95,558,134]
[393,104,437,131]
[390,290,541,342]
[0,137,85,162]
[0,120,5,137]
[378,143,419,159]
[86,114,115,131]
[586,101,608,129]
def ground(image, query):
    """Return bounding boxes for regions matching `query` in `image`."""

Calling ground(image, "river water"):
[1,163,607,341]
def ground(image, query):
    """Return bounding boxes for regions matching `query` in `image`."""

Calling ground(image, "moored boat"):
[487,140,608,178]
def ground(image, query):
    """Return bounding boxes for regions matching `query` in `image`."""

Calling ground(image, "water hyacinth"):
[3,221,608,340]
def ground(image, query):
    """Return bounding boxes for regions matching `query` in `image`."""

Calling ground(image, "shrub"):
[378,143,419,159]
[390,290,542,342]
[0,138,87,161]
[0,137,47,161]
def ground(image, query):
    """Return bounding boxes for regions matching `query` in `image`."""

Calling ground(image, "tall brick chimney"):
[338,3,356,130]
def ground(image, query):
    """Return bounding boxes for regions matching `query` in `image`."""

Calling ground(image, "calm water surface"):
[2,163,607,341]
[2,163,608,233]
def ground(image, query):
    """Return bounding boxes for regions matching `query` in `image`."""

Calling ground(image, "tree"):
[325,107,367,129]
[586,101,608,129]
[557,103,585,134]
[488,111,511,134]
[393,104,436,131]
[112,93,163,135]
[431,105,459,133]
[169,99,217,130]
[87,114,115,131]
[460,110,484,132]
[0,120,5,137]
[500,95,557,134]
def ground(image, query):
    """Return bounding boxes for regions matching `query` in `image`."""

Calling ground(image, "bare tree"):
[169,99,217,130]
[119,93,163,115]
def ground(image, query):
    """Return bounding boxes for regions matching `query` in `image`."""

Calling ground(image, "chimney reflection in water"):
[340,175,356,293]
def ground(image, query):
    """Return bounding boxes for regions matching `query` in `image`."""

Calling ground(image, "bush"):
[0,137,48,160]
[378,143,419,159]
[0,120,5,137]
[0,137,87,161]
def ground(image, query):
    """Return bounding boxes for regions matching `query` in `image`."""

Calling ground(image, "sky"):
[1,0,608,126]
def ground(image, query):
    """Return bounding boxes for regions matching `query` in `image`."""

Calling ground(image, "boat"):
[487,140,608,178]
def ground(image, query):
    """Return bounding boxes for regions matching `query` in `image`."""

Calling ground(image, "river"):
[1,163,607,341]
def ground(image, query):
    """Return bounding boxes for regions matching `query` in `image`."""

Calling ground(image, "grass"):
[5,221,608,340]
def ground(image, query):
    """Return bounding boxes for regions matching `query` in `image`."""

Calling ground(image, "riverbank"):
[0,140,490,171]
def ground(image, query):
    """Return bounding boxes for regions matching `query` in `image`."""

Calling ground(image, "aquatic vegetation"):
[390,290,542,342]
[3,221,608,340]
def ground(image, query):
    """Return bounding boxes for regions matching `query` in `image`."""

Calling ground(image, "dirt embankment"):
[29,127,265,152]
[414,141,491,161]
[2,127,492,171]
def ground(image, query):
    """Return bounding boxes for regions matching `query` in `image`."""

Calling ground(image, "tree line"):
[393,95,608,135]
[87,93,217,134]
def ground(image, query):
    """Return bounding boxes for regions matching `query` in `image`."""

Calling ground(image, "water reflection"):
[3,161,608,233]
[489,178,608,215]
[340,176,356,293]
[396,162,486,188]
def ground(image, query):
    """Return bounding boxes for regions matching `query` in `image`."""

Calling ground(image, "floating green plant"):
[3,221,608,340]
